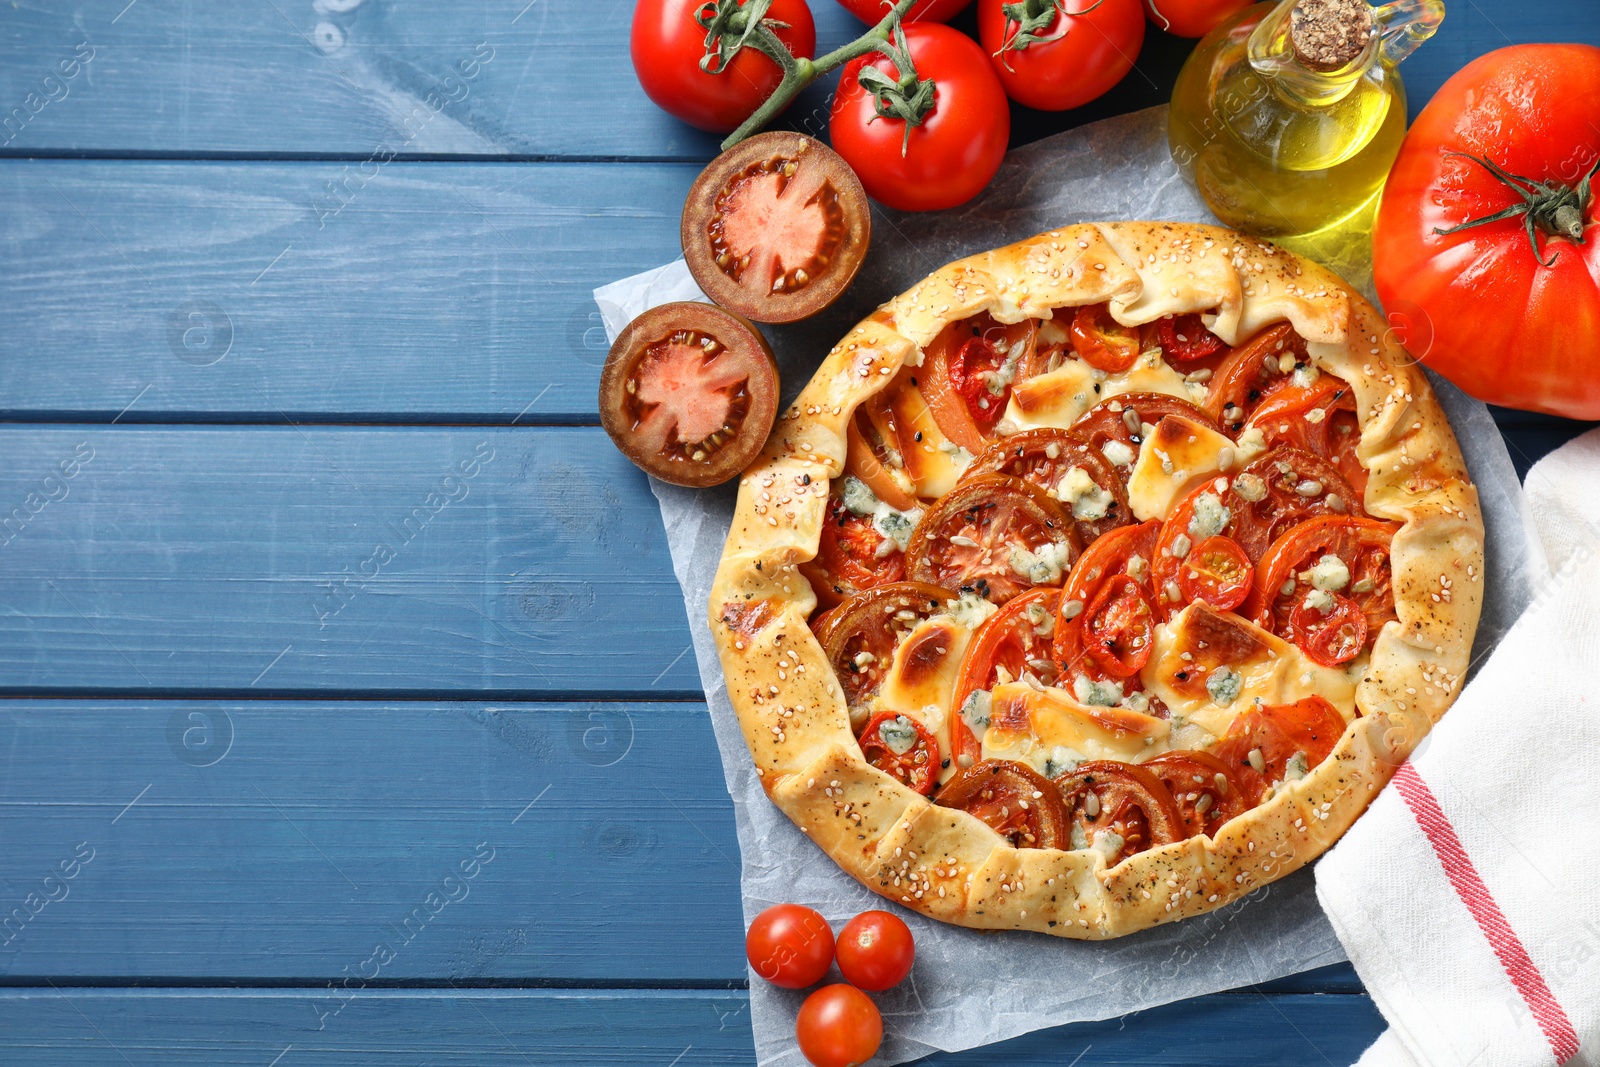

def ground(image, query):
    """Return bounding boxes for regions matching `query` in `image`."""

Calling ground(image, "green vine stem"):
[698,0,924,151]
[994,0,1104,71]
[1433,151,1599,267]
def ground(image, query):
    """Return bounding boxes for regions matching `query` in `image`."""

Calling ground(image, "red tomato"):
[631,0,817,133]
[746,903,835,989]
[857,711,941,795]
[1155,313,1227,363]
[1177,535,1252,612]
[1212,696,1348,804]
[801,493,907,608]
[835,910,915,991]
[1052,760,1184,863]
[830,24,1010,212]
[1373,44,1600,419]
[796,984,883,1067]
[949,587,1062,765]
[1142,0,1253,38]
[1144,750,1246,838]
[935,758,1070,848]
[977,0,1145,112]
[1248,515,1398,652]
[1051,519,1161,686]
[1081,574,1154,678]
[1290,592,1368,668]
[835,0,973,21]
[922,313,1038,453]
[1070,303,1142,373]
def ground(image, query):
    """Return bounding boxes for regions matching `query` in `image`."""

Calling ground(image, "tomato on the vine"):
[631,0,817,133]
[1142,0,1254,39]
[835,910,916,991]
[835,0,973,21]
[746,903,835,988]
[796,984,883,1067]
[830,23,1010,212]
[977,0,1145,112]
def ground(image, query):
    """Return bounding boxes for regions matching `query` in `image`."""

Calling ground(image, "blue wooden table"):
[0,2,1594,1063]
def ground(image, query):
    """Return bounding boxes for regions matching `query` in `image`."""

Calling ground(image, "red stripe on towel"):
[1393,761,1580,1064]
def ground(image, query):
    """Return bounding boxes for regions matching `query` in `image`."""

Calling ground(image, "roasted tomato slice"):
[1150,478,1238,620]
[1225,446,1360,562]
[1246,374,1367,500]
[1205,323,1308,431]
[845,404,920,512]
[935,758,1069,849]
[599,301,779,488]
[1211,696,1349,805]
[1053,760,1183,863]
[681,132,870,324]
[817,582,953,710]
[799,491,908,609]
[1248,515,1399,653]
[962,429,1130,544]
[1070,303,1142,373]
[922,313,1039,452]
[1070,392,1221,468]
[857,710,940,796]
[905,474,1077,606]
[1080,575,1155,679]
[1290,592,1369,667]
[1154,313,1228,364]
[1176,535,1253,613]
[1052,519,1161,684]
[949,588,1062,767]
[1144,751,1247,839]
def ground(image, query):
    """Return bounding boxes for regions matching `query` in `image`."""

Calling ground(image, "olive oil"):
[1169,0,1442,251]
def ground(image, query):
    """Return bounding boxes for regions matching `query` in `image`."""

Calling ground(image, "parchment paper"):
[595,106,1542,1066]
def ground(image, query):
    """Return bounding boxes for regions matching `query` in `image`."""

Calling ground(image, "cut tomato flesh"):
[710,158,842,297]
[631,333,749,452]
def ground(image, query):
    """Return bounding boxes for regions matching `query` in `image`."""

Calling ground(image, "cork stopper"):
[1290,0,1374,72]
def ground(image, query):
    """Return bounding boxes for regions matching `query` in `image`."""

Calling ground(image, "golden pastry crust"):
[709,222,1483,938]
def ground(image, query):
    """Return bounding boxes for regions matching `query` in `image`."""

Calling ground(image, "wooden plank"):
[0,426,703,695]
[0,987,1384,1065]
[0,159,695,421]
[0,700,743,981]
[0,0,1589,160]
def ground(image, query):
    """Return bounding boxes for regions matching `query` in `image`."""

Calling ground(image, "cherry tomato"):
[1212,696,1349,804]
[1248,515,1398,650]
[922,313,1038,452]
[835,0,973,21]
[1224,446,1358,563]
[1204,323,1307,430]
[1177,535,1252,612]
[936,758,1070,848]
[796,984,883,1067]
[1144,750,1246,838]
[1069,302,1143,373]
[746,903,835,989]
[1051,519,1161,686]
[835,910,916,991]
[858,710,941,795]
[977,0,1145,112]
[1155,313,1228,363]
[962,428,1130,545]
[1289,592,1368,668]
[800,492,907,609]
[905,474,1077,605]
[830,23,1010,212]
[599,302,779,487]
[631,0,817,133]
[1143,0,1254,38]
[949,587,1062,765]
[1150,479,1238,620]
[1081,575,1154,678]
[1053,760,1183,863]
[816,583,953,709]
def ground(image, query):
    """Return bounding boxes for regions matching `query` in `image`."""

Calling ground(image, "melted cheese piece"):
[1141,603,1358,740]
[870,614,976,770]
[863,373,970,499]
[1126,415,1266,521]
[1002,349,1204,432]
[979,682,1169,774]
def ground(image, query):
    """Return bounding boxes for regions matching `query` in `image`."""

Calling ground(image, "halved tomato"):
[962,429,1130,544]
[1204,323,1306,430]
[1051,519,1161,684]
[922,313,1039,452]
[1080,575,1155,679]
[1154,313,1228,364]
[1247,516,1399,652]
[1071,392,1220,462]
[599,301,779,487]
[905,475,1077,605]
[935,758,1069,849]
[1053,760,1183,863]
[1070,303,1142,373]
[1245,374,1367,500]
[1176,535,1253,613]
[817,582,953,710]
[1290,592,1369,668]
[681,132,870,324]
[1144,751,1246,839]
[949,588,1062,766]
[857,710,940,795]
[1211,696,1349,805]
[1150,479,1238,620]
[1225,446,1360,562]
[800,492,907,609]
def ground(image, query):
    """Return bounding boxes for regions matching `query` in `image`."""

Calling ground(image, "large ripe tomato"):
[830,23,1010,212]
[1373,44,1600,419]
[746,903,835,988]
[1142,0,1253,38]
[835,0,972,21]
[977,0,1145,112]
[796,984,883,1067]
[631,0,817,133]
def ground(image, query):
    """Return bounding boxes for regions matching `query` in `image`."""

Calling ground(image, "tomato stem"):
[714,0,922,152]
[1432,151,1598,267]
[994,0,1106,72]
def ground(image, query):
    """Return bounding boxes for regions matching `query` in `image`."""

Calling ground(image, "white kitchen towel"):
[1317,428,1600,1067]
